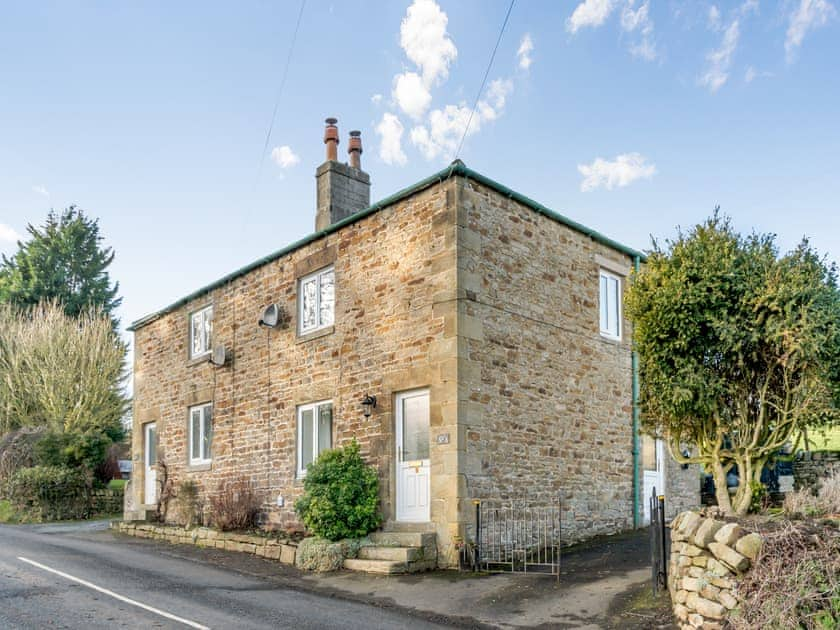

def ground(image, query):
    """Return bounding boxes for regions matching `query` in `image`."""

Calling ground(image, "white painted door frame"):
[395,389,431,522]
[144,422,157,506]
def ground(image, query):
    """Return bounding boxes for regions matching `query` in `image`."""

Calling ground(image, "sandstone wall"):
[669,511,763,629]
[131,181,460,559]
[454,177,642,542]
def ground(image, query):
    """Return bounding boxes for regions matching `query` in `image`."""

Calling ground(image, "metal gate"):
[473,500,561,578]
[649,487,668,594]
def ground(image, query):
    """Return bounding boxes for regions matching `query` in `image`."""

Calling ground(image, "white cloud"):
[708,5,722,30]
[744,65,773,82]
[578,153,656,192]
[371,93,383,105]
[621,0,656,60]
[375,113,407,166]
[400,0,457,87]
[0,223,21,243]
[32,185,49,197]
[270,145,300,169]
[699,20,739,93]
[410,79,513,161]
[567,0,616,33]
[785,0,835,61]
[517,33,534,70]
[739,0,759,17]
[392,71,433,120]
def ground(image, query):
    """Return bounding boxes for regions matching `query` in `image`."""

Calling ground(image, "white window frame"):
[188,403,213,465]
[298,266,335,335]
[599,270,622,341]
[189,305,213,358]
[296,400,333,478]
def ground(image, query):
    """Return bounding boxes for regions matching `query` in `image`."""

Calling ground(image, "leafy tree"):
[625,213,840,514]
[0,207,121,327]
[0,301,127,452]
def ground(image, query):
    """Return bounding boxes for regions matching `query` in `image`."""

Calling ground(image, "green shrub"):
[9,465,89,521]
[749,481,769,513]
[295,440,381,541]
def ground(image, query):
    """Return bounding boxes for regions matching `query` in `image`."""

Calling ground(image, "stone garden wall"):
[112,521,298,564]
[793,451,840,491]
[668,511,763,629]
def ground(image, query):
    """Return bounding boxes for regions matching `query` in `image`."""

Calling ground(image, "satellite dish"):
[259,304,281,328]
[210,345,227,367]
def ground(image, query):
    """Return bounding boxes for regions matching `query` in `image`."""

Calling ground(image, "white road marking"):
[17,556,210,630]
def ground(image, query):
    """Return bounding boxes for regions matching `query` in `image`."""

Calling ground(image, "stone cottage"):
[126,118,698,567]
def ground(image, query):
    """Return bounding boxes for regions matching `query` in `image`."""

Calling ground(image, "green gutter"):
[129,160,646,331]
[631,255,642,528]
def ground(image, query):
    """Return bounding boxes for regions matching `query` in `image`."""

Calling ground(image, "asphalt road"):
[0,521,452,630]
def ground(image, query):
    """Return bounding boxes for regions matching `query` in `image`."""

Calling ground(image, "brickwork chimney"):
[315,118,371,231]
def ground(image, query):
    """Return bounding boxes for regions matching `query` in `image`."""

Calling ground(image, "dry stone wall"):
[793,451,840,491]
[112,521,298,563]
[669,511,764,629]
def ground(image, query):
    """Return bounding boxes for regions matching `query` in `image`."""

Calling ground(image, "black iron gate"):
[472,499,561,578]
[649,487,668,594]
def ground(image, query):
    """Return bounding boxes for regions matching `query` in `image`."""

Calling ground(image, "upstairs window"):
[297,401,333,477]
[299,266,334,334]
[189,403,213,465]
[599,270,621,340]
[190,305,213,358]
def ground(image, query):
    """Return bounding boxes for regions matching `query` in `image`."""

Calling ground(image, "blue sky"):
[1,0,839,344]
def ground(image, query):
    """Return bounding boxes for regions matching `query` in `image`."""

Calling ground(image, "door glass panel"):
[300,409,314,470]
[318,404,332,454]
[402,395,429,461]
[147,425,156,464]
[642,434,657,471]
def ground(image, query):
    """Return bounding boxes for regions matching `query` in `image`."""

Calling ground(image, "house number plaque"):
[436,433,450,445]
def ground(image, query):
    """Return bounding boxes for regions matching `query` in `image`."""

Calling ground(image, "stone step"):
[343,558,408,574]
[369,531,436,549]
[358,546,421,562]
[382,520,437,533]
[343,558,438,575]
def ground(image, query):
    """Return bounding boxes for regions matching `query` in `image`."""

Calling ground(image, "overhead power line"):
[252,0,307,191]
[454,0,516,162]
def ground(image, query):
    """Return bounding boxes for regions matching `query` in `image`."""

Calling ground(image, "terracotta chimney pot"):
[324,117,339,161]
[348,130,362,170]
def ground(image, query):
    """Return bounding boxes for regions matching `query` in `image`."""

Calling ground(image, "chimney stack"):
[315,117,371,231]
[348,130,362,170]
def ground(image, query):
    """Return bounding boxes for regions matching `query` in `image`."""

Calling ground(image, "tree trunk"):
[711,460,734,514]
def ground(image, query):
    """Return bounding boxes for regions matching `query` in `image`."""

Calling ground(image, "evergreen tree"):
[0,207,121,327]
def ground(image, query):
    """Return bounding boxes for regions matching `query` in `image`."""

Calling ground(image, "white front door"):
[642,435,665,525]
[144,422,157,505]
[396,389,430,522]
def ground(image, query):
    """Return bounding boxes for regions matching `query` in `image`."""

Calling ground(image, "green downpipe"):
[631,255,641,529]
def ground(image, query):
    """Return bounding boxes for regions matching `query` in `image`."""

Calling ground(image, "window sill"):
[188,461,212,472]
[599,332,623,344]
[186,352,211,367]
[296,325,335,344]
